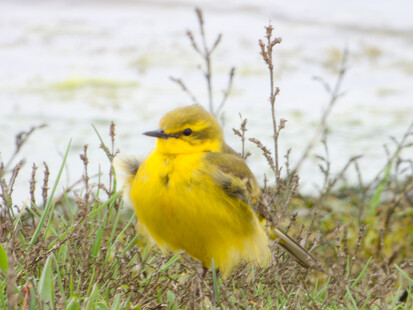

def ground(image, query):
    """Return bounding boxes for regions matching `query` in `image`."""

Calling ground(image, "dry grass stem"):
[294,49,348,175]
[170,8,235,117]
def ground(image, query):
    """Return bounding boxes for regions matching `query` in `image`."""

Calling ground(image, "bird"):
[124,105,316,278]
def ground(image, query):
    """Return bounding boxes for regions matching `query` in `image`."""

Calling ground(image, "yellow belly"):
[130,150,270,276]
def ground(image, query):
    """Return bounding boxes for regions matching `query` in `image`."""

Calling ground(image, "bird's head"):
[144,105,224,155]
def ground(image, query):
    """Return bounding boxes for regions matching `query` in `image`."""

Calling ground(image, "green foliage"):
[38,254,55,308]
[29,139,72,250]
[0,244,7,275]
[211,258,221,305]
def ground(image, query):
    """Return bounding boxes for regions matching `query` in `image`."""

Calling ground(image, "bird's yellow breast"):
[130,150,270,276]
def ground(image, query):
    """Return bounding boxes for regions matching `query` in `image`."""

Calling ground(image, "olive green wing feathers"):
[203,150,317,269]
[203,151,261,208]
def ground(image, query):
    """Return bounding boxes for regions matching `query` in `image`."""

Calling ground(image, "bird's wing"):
[202,152,261,208]
[204,151,317,269]
[221,143,242,157]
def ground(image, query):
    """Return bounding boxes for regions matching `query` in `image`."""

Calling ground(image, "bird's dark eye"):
[183,128,193,136]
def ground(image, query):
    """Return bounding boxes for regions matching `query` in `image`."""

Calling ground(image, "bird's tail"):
[268,226,317,269]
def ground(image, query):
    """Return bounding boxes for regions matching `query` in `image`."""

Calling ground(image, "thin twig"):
[2,124,46,176]
[215,67,235,116]
[169,77,201,105]
[171,8,234,116]
[293,49,348,174]
[366,121,413,190]
[259,23,283,186]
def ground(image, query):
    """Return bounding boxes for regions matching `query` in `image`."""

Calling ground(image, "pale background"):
[1,0,412,200]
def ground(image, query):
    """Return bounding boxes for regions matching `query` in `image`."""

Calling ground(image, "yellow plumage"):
[127,105,315,277]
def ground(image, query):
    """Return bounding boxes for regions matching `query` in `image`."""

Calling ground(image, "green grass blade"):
[66,297,81,310]
[351,256,372,288]
[25,204,42,220]
[345,286,358,308]
[370,160,392,212]
[0,243,8,275]
[91,226,104,257]
[29,285,37,310]
[86,267,96,297]
[106,214,135,263]
[142,245,149,262]
[160,254,181,272]
[85,283,100,310]
[107,201,122,244]
[394,264,413,285]
[89,192,120,218]
[13,199,29,232]
[29,139,72,249]
[38,254,55,307]
[122,234,139,256]
[92,124,117,192]
[111,294,122,310]
[0,243,8,276]
[211,258,221,304]
[167,290,177,309]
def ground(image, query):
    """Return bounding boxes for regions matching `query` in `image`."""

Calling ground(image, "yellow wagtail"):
[125,105,316,277]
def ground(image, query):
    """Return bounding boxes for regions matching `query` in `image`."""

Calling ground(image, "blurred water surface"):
[1,0,412,199]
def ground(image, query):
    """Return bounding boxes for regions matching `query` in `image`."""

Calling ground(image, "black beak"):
[143,129,171,139]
